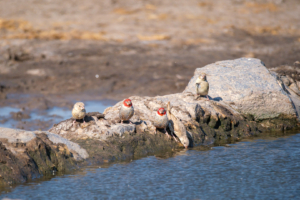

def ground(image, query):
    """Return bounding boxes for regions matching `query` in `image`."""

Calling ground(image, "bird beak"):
[184,146,188,149]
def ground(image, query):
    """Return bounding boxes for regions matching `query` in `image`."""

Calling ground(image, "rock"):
[110,124,135,137]
[0,127,88,186]
[49,115,135,141]
[10,111,31,120]
[0,128,88,160]
[0,85,7,99]
[52,92,254,148]
[86,112,105,119]
[269,64,300,121]
[50,59,300,150]
[7,47,31,62]
[0,128,36,143]
[289,82,300,96]
[26,69,47,76]
[184,58,297,120]
[280,76,291,86]
[38,131,89,160]
[270,65,300,97]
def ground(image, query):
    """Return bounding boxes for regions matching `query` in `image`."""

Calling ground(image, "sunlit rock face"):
[184,58,297,120]
[0,127,87,186]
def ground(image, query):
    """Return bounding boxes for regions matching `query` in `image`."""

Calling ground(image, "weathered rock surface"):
[184,58,297,120]
[0,127,88,186]
[47,58,300,171]
[269,63,300,121]
[2,58,300,187]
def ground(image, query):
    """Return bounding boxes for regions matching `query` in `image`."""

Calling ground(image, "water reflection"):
[1,133,300,199]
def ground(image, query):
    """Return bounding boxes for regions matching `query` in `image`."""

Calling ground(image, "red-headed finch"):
[153,107,169,135]
[119,99,134,124]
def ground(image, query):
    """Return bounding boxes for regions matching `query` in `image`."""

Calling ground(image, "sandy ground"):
[0,0,300,129]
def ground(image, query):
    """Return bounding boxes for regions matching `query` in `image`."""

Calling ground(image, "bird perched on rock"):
[167,102,190,148]
[153,107,169,135]
[195,73,209,100]
[72,102,86,125]
[119,99,134,124]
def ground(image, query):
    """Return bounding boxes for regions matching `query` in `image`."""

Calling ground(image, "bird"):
[72,102,86,125]
[119,99,134,124]
[166,101,190,148]
[195,73,209,100]
[153,107,169,136]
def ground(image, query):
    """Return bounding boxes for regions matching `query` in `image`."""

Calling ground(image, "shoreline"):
[0,129,299,192]
[1,57,300,187]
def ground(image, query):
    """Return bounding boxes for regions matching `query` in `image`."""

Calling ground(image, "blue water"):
[1,133,300,200]
[0,101,110,130]
[0,107,20,118]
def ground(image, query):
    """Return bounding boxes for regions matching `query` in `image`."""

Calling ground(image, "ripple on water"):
[1,133,300,199]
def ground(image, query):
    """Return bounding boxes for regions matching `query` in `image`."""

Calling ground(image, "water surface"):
[1,133,300,200]
[0,100,111,130]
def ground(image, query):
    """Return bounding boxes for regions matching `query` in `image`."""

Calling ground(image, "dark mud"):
[0,36,299,103]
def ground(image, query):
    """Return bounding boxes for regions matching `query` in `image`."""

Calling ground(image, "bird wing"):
[168,118,174,133]
[72,110,81,119]
[167,101,174,132]
[167,101,186,137]
[195,83,199,93]
[170,114,186,137]
[72,109,77,118]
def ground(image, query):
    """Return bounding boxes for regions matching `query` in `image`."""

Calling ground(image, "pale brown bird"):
[72,102,86,125]
[153,107,169,135]
[119,99,134,124]
[195,73,209,100]
[167,102,190,148]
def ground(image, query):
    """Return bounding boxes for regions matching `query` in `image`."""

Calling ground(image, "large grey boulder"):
[184,58,297,120]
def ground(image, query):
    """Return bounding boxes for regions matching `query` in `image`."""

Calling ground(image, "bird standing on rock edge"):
[119,99,134,124]
[195,73,209,100]
[167,101,190,148]
[153,107,169,136]
[72,102,86,125]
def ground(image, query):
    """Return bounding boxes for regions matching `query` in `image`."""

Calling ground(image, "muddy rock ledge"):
[1,58,300,186]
